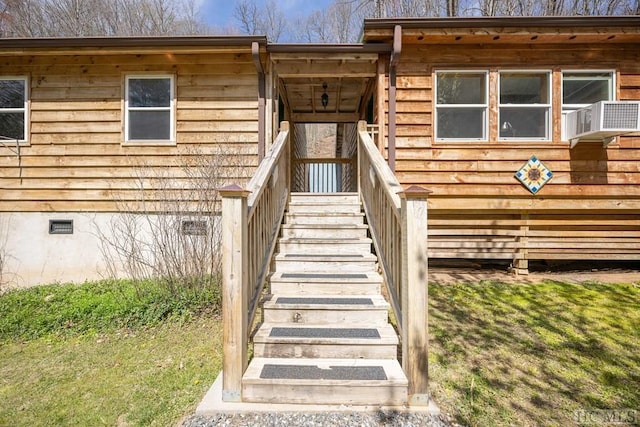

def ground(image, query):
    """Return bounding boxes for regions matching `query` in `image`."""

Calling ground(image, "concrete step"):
[262,294,389,325]
[273,253,377,273]
[268,271,382,295]
[253,323,399,359]
[281,223,369,239]
[278,237,372,254]
[284,212,365,225]
[242,357,408,405]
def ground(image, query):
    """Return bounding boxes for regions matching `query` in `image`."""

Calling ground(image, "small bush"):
[0,277,221,342]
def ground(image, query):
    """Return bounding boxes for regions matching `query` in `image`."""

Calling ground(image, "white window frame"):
[124,74,175,144]
[561,70,615,140]
[498,70,552,141]
[434,70,489,142]
[0,76,29,144]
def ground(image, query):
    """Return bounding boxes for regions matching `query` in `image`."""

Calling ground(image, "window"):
[435,71,488,141]
[562,71,613,109]
[125,75,174,142]
[499,71,551,140]
[0,77,28,142]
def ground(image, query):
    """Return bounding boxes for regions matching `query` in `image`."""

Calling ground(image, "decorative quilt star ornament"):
[515,156,553,194]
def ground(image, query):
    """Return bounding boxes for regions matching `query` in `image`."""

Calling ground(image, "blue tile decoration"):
[515,156,553,194]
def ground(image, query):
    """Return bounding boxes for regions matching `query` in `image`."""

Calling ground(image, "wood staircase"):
[242,192,409,405]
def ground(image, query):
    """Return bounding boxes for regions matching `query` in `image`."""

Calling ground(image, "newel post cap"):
[218,183,250,198]
[398,185,432,200]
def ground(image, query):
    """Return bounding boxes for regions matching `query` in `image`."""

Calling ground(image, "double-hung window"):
[125,75,175,143]
[0,77,28,143]
[499,71,551,140]
[435,71,488,141]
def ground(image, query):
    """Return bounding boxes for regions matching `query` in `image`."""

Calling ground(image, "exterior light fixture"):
[321,83,328,109]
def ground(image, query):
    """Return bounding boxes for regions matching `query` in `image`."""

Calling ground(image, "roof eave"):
[363,15,640,31]
[0,35,268,52]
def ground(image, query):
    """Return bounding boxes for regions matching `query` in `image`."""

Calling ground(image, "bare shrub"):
[97,144,253,299]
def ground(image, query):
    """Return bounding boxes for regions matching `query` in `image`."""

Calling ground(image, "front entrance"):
[291,123,357,192]
[270,48,379,193]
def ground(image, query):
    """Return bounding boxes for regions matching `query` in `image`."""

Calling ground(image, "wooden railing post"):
[219,184,250,402]
[399,185,431,405]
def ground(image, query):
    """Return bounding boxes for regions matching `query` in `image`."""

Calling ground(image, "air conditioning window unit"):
[565,101,640,148]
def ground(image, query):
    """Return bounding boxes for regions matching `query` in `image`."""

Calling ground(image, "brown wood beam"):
[276,62,376,78]
[291,112,360,123]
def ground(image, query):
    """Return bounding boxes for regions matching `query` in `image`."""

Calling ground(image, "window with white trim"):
[435,71,488,141]
[0,77,28,142]
[125,75,175,142]
[499,71,551,140]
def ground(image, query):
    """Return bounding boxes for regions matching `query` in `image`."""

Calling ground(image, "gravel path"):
[182,411,459,427]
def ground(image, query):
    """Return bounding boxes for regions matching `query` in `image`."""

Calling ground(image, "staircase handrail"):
[357,120,430,404]
[357,121,404,329]
[219,121,290,402]
[246,122,291,321]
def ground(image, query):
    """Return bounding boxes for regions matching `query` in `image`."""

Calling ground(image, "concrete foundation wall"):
[0,212,120,288]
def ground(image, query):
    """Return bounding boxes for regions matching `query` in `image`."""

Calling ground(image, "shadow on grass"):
[429,279,640,427]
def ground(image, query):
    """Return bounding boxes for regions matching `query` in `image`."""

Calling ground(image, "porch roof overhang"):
[271,45,387,124]
[363,16,640,45]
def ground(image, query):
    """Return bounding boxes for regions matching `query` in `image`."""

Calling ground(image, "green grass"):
[0,278,220,341]
[428,280,640,427]
[0,317,221,426]
[0,279,222,426]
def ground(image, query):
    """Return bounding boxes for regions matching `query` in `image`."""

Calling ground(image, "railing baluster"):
[291,158,356,193]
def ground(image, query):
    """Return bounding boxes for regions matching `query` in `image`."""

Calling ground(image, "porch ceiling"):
[272,53,378,123]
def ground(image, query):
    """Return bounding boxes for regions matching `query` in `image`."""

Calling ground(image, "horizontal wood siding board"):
[0,165,253,179]
[427,199,640,211]
[0,200,225,212]
[0,53,255,66]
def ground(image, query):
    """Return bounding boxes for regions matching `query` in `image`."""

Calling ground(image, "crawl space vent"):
[49,219,74,235]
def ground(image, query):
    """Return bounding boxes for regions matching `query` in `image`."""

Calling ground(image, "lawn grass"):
[0,278,220,341]
[0,279,222,426]
[428,280,640,427]
[0,317,221,426]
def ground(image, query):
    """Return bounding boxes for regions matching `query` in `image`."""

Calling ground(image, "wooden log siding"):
[389,43,640,263]
[0,52,259,212]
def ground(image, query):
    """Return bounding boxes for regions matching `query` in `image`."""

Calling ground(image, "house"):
[1,17,639,288]
[1,16,640,406]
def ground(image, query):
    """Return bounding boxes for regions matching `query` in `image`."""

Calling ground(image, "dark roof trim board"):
[363,15,640,30]
[268,43,391,54]
[0,35,268,50]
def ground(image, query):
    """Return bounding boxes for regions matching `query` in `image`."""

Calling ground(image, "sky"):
[198,0,336,29]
